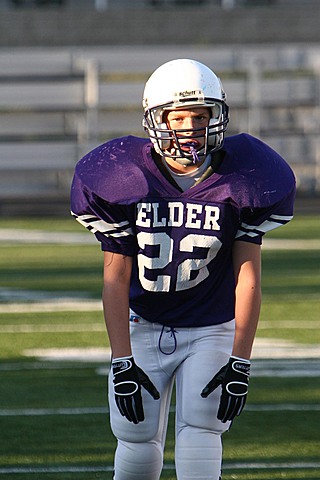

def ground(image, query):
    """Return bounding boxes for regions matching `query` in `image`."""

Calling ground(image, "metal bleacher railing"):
[0,45,319,210]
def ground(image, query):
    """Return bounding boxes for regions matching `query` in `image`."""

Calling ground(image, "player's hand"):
[112,356,160,424]
[201,356,250,423]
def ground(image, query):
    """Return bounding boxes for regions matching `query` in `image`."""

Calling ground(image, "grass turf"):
[0,214,319,479]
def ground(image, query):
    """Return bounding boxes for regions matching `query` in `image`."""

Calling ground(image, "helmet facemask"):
[143,101,228,166]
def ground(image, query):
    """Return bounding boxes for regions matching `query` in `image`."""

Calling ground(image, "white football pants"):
[108,314,235,480]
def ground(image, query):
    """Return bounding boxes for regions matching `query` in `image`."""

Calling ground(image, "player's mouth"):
[179,140,201,152]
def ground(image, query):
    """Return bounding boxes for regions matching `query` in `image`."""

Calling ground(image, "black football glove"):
[201,356,250,423]
[112,356,160,424]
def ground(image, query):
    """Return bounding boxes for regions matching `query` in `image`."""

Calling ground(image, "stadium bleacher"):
[0,44,319,214]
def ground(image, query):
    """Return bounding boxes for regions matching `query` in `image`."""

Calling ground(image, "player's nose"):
[181,117,197,132]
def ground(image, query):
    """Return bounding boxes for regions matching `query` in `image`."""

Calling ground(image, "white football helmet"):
[142,59,229,166]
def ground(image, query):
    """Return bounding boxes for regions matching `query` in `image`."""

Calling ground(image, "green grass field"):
[0,214,319,479]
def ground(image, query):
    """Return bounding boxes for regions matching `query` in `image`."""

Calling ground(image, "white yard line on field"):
[0,323,105,333]
[259,320,320,329]
[1,319,319,332]
[0,300,102,313]
[0,228,320,249]
[2,357,319,375]
[0,407,108,416]
[19,337,320,363]
[0,404,319,418]
[0,461,319,475]
[252,338,320,359]
[262,238,320,250]
[22,347,111,362]
[0,229,96,245]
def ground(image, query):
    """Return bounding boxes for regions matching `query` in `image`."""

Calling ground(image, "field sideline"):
[0,214,319,479]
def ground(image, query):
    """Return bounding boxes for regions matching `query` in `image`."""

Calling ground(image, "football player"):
[70,59,296,479]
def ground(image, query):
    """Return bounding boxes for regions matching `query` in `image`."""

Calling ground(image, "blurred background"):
[0,4,319,478]
[0,0,319,215]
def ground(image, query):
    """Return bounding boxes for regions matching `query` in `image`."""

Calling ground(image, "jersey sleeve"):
[235,185,296,244]
[70,170,138,256]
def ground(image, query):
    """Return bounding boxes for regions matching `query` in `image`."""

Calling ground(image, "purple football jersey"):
[71,134,296,327]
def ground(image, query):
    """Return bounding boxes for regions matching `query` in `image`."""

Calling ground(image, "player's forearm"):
[103,285,132,359]
[232,283,261,360]
[102,252,133,359]
[232,241,262,360]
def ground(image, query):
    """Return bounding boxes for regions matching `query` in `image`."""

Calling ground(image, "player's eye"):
[170,116,184,123]
[196,114,210,122]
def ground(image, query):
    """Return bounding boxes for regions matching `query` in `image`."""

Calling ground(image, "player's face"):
[165,107,211,153]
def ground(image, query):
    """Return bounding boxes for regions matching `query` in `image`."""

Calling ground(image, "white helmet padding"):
[142,59,229,166]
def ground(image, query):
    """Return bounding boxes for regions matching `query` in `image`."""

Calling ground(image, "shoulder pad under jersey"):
[73,136,151,203]
[220,133,296,209]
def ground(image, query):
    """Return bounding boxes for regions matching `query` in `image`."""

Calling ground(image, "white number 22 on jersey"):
[137,232,222,292]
